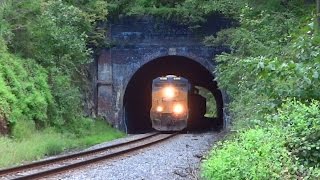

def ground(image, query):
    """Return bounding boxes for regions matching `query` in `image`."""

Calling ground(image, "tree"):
[317,0,320,32]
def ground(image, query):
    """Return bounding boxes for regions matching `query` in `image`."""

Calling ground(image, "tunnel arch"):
[122,55,224,133]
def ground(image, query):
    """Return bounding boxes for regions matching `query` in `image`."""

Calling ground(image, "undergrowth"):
[201,1,320,179]
[0,0,124,169]
[202,100,320,179]
[0,120,124,168]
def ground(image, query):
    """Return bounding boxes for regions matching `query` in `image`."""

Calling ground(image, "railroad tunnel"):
[123,56,224,133]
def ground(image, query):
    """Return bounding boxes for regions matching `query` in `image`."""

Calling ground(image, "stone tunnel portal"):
[123,56,224,133]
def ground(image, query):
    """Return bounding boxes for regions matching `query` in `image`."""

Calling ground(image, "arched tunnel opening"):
[123,56,224,133]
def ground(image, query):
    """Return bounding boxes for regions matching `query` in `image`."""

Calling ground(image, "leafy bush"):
[0,0,106,134]
[206,2,320,129]
[226,92,274,130]
[202,128,297,179]
[0,52,53,132]
[46,72,83,130]
[268,100,320,167]
[63,0,109,48]
[0,1,124,170]
[31,0,91,70]
[202,1,319,179]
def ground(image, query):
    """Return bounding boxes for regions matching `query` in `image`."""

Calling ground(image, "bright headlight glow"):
[156,106,163,112]
[163,86,175,98]
[173,104,184,114]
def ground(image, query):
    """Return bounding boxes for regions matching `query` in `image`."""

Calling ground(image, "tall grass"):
[0,120,124,168]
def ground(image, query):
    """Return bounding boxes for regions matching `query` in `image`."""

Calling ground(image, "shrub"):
[268,100,320,167]
[0,0,100,134]
[201,2,319,180]
[201,128,297,179]
[202,99,320,180]
[0,53,53,132]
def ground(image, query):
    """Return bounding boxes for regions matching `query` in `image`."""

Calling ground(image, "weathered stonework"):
[95,16,230,131]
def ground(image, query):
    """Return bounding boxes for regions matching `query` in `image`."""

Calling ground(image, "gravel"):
[54,131,223,180]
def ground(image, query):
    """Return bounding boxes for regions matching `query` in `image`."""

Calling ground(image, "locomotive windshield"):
[154,83,187,87]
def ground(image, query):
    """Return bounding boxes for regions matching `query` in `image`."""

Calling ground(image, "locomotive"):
[150,75,190,131]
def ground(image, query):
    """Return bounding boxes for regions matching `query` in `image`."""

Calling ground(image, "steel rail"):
[0,132,161,176]
[12,133,178,180]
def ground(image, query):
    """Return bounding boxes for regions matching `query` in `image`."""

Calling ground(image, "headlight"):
[156,106,163,112]
[163,86,175,98]
[173,104,184,114]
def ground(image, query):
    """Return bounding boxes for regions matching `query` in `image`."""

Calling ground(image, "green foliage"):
[108,0,245,25]
[0,2,10,52]
[13,0,90,71]
[0,0,109,135]
[46,73,83,130]
[202,100,320,179]
[202,1,320,179]
[74,119,124,146]
[202,128,297,179]
[0,1,124,171]
[63,0,109,48]
[205,6,299,56]
[268,100,320,167]
[0,120,124,168]
[0,52,53,131]
[1,0,42,57]
[207,2,319,128]
[2,0,107,56]
[215,54,320,103]
[11,121,36,140]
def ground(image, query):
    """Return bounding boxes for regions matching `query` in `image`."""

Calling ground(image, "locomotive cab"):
[150,75,190,131]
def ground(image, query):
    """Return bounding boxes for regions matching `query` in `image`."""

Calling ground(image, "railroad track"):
[0,132,178,180]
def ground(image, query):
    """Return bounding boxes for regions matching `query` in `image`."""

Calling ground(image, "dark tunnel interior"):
[123,56,224,133]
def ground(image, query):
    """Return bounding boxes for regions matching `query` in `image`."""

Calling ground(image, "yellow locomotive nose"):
[163,86,175,98]
[173,104,184,114]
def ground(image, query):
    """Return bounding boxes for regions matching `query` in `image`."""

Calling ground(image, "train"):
[150,75,206,131]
